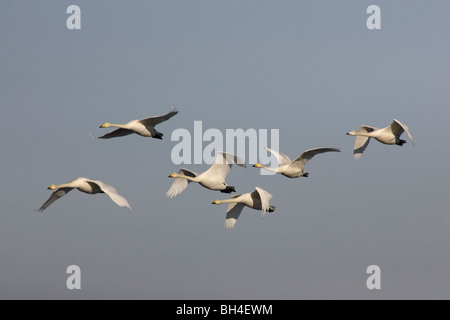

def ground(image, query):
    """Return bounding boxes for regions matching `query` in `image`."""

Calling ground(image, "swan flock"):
[39,109,414,228]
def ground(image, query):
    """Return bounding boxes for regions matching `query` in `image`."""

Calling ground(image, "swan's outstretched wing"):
[353,125,378,159]
[253,187,273,218]
[97,128,134,140]
[291,148,341,169]
[225,201,245,229]
[87,180,132,210]
[39,188,73,212]
[264,147,292,167]
[392,119,414,146]
[166,168,199,198]
[139,108,179,127]
[205,152,246,180]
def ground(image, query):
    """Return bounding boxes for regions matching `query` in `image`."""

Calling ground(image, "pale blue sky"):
[0,1,449,299]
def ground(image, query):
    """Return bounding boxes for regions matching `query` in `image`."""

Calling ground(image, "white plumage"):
[212,187,275,229]
[253,147,340,178]
[347,119,414,159]
[96,108,179,140]
[39,177,131,212]
[167,152,246,198]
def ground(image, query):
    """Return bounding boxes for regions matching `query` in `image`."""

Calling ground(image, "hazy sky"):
[1,1,449,299]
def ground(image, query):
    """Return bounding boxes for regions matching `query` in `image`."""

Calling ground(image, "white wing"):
[39,188,73,212]
[139,108,179,127]
[225,202,245,229]
[253,187,273,218]
[291,148,341,169]
[354,125,378,159]
[264,147,292,167]
[166,168,199,198]
[204,152,246,180]
[87,180,132,210]
[392,119,414,146]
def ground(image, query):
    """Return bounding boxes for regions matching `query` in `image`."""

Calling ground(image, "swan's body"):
[39,177,131,211]
[212,187,275,229]
[347,119,414,159]
[253,147,340,178]
[166,152,246,198]
[97,108,178,140]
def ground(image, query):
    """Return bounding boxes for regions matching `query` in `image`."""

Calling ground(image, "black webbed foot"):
[221,186,236,194]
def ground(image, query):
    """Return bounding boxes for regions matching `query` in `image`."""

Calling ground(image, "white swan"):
[39,177,131,212]
[212,187,275,229]
[96,108,178,140]
[166,152,246,198]
[347,119,414,159]
[253,147,340,178]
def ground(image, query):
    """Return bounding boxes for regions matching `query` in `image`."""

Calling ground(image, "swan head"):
[48,184,56,190]
[100,123,111,128]
[168,173,176,178]
[346,131,357,136]
[212,200,219,205]
[253,163,262,168]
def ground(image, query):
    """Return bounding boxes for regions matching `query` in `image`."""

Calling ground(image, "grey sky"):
[0,1,449,299]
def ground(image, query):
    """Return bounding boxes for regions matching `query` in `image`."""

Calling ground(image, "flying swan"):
[347,119,414,159]
[96,108,179,140]
[39,177,132,212]
[166,152,246,198]
[253,147,341,178]
[212,187,275,229]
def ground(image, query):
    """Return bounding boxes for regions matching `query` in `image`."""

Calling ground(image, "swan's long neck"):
[216,198,241,205]
[53,182,75,189]
[53,178,86,189]
[108,123,129,129]
[352,131,375,138]
[257,164,280,173]
[174,173,198,182]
